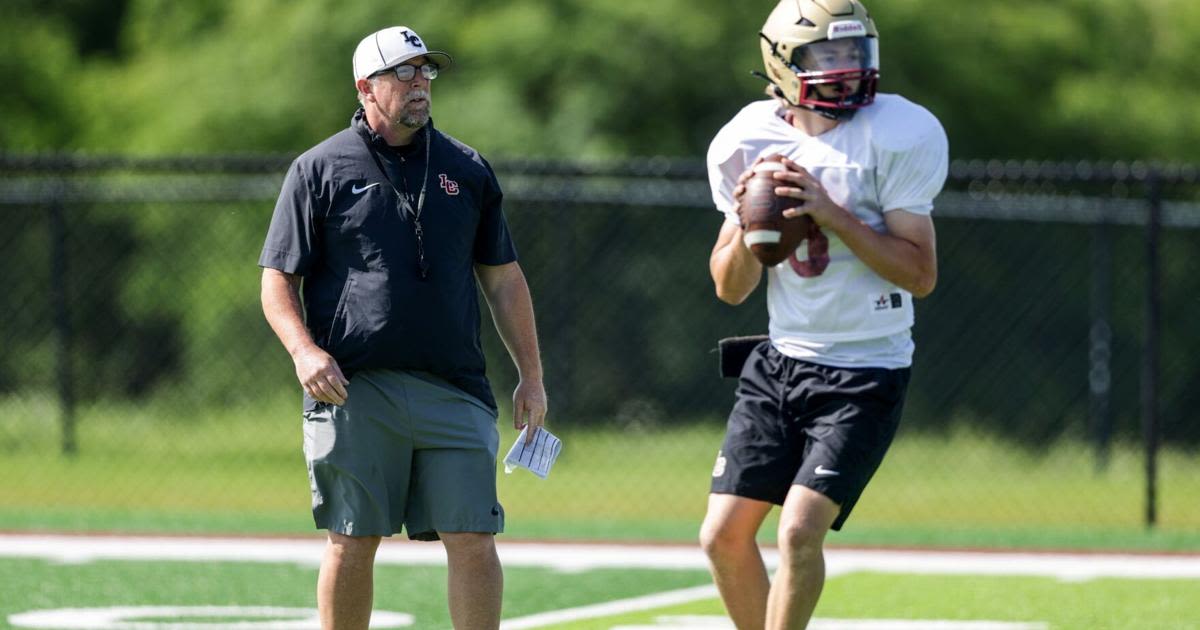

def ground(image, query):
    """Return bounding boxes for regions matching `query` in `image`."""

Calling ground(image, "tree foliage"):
[3,0,1199,161]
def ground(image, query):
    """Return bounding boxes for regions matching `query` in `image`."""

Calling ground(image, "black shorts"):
[710,341,910,530]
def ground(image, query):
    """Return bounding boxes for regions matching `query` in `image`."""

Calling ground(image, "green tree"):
[6,0,1199,162]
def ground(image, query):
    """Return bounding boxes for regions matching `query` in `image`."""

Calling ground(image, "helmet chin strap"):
[810,97,858,121]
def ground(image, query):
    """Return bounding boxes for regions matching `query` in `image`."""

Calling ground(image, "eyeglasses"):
[379,63,439,81]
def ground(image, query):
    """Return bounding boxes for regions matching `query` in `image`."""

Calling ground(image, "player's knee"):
[698,524,718,556]
[776,522,825,559]
[699,520,749,559]
[326,533,381,563]
[698,515,727,551]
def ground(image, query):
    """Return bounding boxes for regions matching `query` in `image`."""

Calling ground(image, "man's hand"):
[261,268,351,403]
[774,157,847,228]
[768,157,938,297]
[475,261,548,444]
[731,156,766,229]
[293,346,349,406]
[513,379,548,444]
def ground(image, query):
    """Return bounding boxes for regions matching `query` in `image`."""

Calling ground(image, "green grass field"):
[1,556,712,629]
[1,393,1198,551]
[587,574,1200,630]
[2,544,1197,630]
[2,394,1199,629]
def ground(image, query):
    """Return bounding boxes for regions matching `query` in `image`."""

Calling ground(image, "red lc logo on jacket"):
[439,174,460,195]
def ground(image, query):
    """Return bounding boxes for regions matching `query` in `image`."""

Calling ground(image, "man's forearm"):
[261,269,317,357]
[710,220,763,305]
[485,271,543,380]
[827,213,936,297]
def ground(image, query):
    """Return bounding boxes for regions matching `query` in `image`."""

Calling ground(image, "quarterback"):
[700,0,948,628]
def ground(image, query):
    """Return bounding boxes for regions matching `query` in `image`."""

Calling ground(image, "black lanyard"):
[362,127,432,279]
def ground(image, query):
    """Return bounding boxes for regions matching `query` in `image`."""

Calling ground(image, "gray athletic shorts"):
[302,369,504,540]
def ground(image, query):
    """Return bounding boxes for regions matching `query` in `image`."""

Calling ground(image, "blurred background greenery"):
[2,0,1199,161]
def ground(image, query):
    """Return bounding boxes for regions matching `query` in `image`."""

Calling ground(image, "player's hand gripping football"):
[731,156,767,237]
[773,157,844,228]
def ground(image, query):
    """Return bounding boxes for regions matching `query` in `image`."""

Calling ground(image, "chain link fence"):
[1,153,1197,547]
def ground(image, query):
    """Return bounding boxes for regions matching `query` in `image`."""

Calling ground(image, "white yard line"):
[607,617,1049,630]
[498,586,718,629]
[0,534,1196,580]
[3,534,1196,630]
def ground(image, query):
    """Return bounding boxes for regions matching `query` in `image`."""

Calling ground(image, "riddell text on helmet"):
[828,21,867,39]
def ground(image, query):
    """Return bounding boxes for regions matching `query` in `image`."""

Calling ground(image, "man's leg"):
[318,532,382,630]
[441,531,503,630]
[700,493,774,630]
[765,485,840,630]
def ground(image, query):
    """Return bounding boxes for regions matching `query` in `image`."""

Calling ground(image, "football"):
[739,156,811,267]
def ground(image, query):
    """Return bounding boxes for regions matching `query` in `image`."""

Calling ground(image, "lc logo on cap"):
[353,26,453,80]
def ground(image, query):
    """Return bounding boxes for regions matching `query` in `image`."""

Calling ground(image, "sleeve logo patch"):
[872,292,903,312]
[711,451,727,477]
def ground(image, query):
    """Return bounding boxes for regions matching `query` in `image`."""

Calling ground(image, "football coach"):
[258,25,548,630]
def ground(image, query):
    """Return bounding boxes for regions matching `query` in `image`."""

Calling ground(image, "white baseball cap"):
[352,26,453,81]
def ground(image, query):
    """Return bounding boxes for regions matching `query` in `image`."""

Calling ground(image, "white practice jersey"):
[707,94,948,368]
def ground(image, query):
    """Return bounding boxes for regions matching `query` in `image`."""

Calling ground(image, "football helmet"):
[758,0,879,120]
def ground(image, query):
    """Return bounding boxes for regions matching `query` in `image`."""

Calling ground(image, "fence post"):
[1141,170,1162,529]
[49,192,77,456]
[1088,221,1113,472]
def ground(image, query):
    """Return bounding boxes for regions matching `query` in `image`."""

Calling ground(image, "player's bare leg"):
[441,532,503,630]
[318,533,382,630]
[765,485,840,630]
[701,493,774,629]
